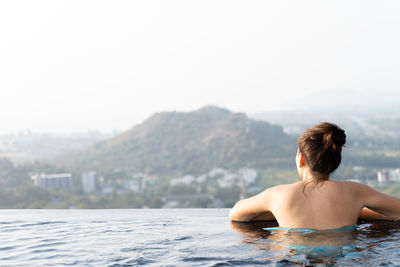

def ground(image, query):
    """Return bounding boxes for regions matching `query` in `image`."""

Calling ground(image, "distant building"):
[31,173,73,190]
[208,168,227,177]
[239,168,258,185]
[377,169,389,184]
[377,169,400,184]
[197,174,207,183]
[218,173,238,188]
[170,175,196,186]
[82,171,97,194]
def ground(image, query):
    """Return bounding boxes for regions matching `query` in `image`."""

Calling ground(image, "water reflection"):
[231,220,400,265]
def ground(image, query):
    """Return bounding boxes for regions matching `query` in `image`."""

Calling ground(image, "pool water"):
[1,209,399,266]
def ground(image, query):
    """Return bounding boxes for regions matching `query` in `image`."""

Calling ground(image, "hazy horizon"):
[1,98,400,136]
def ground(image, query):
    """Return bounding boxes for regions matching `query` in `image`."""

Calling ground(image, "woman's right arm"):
[359,207,392,220]
[357,183,400,221]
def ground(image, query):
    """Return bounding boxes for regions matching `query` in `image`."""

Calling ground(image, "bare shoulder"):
[261,183,301,197]
[339,181,367,187]
[265,183,294,192]
[337,181,374,194]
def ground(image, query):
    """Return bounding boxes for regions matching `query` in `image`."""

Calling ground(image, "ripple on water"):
[0,246,18,251]
[20,221,66,227]
[174,235,192,241]
[183,256,231,262]
[30,248,58,254]
[211,259,273,266]
[0,220,24,224]
[27,241,67,249]
[120,246,165,253]
[0,226,20,233]
[109,256,155,266]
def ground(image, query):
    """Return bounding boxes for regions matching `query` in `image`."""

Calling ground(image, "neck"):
[300,168,327,182]
[300,167,313,181]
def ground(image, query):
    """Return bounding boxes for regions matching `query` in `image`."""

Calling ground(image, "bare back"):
[268,181,363,229]
[230,178,400,228]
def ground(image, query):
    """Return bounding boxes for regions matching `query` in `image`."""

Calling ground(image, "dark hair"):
[297,122,346,181]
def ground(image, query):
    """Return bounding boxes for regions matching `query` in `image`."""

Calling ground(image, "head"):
[296,122,346,182]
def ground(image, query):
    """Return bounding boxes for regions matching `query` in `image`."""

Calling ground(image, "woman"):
[230,122,400,229]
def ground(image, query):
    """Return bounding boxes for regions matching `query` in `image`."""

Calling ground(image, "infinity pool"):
[0,209,399,266]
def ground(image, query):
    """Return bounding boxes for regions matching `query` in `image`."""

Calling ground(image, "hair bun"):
[321,123,346,152]
[331,127,346,147]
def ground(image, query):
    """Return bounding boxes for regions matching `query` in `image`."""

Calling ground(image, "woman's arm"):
[229,187,275,222]
[250,211,276,221]
[359,207,392,220]
[357,183,400,221]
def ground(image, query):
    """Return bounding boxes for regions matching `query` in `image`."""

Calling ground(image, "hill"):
[60,106,296,175]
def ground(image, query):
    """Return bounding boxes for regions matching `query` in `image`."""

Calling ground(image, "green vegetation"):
[343,149,400,169]
[60,106,296,176]
[0,158,51,208]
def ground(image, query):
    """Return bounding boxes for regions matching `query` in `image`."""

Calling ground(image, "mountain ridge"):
[60,106,296,175]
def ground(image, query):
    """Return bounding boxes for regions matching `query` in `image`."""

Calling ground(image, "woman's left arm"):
[229,187,275,222]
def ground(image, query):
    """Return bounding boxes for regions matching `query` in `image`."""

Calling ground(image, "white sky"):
[1,0,400,133]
